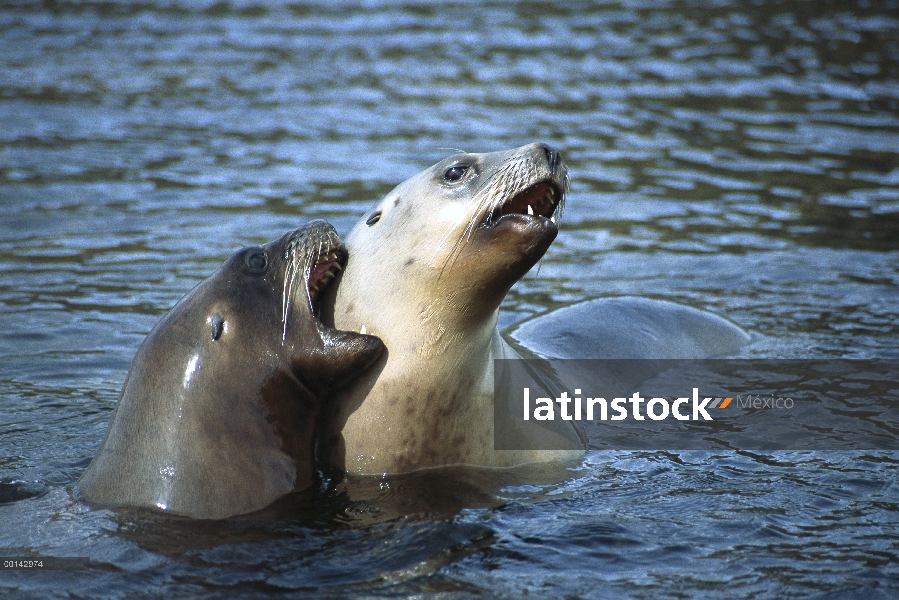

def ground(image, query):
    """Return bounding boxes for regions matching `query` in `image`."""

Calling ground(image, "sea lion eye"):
[443,165,469,183]
[366,210,382,226]
[244,249,268,274]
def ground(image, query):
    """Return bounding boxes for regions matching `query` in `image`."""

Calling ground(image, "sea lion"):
[323,143,585,474]
[510,297,751,362]
[506,297,752,427]
[78,221,384,519]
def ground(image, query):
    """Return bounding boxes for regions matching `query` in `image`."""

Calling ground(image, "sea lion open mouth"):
[489,180,563,226]
[281,222,349,336]
[307,246,345,308]
[423,144,568,275]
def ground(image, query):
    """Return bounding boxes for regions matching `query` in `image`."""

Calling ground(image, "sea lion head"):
[192,219,385,395]
[331,143,566,342]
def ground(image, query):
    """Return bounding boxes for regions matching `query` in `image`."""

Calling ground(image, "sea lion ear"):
[209,313,225,341]
[312,329,386,387]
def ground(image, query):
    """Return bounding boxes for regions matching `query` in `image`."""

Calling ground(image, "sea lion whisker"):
[427,185,492,269]
[282,246,300,342]
[432,153,566,278]
[430,184,500,276]
[431,220,473,277]
[437,162,517,269]
[435,147,468,154]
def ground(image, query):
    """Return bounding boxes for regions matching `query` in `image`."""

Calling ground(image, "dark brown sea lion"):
[78,220,384,519]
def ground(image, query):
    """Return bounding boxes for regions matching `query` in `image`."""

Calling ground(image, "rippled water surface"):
[2,1,898,597]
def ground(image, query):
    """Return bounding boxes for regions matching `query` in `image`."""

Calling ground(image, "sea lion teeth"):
[527,205,534,216]
[332,262,343,271]
[360,324,366,335]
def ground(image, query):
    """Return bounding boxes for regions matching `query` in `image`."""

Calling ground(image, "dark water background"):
[2,0,898,597]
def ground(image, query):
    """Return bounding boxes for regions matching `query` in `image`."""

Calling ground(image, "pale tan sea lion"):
[78,221,384,519]
[323,143,585,474]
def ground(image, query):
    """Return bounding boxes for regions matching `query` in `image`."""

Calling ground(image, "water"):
[2,0,898,597]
